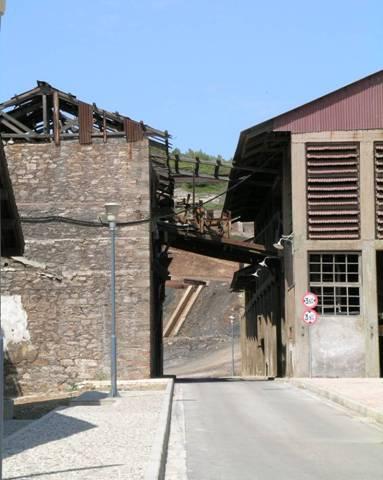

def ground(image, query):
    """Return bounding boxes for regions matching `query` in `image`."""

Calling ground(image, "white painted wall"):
[0,296,30,350]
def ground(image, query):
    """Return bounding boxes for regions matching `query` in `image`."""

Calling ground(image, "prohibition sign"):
[302,309,318,325]
[302,291,318,309]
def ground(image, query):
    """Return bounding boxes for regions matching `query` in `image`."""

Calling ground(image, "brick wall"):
[2,138,153,395]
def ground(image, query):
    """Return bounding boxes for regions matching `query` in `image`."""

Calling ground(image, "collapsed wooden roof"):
[0,81,168,145]
[0,81,173,213]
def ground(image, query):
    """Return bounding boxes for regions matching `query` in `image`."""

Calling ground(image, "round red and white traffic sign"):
[302,309,318,325]
[302,291,318,309]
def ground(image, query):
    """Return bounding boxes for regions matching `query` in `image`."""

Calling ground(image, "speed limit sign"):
[303,309,318,325]
[302,292,318,309]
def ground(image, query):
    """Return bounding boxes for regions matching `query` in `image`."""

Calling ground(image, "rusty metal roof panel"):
[273,70,383,133]
[124,118,144,143]
[79,102,93,144]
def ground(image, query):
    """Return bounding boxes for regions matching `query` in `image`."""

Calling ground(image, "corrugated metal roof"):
[273,70,383,133]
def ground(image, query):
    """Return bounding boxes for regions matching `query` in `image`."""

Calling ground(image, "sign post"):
[302,292,319,378]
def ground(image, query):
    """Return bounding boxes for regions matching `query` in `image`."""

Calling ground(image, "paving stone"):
[4,389,163,480]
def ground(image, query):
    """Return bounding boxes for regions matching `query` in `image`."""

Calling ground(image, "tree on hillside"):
[172,147,231,164]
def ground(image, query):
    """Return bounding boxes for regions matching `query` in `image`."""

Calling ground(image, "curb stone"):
[144,378,175,480]
[289,379,383,425]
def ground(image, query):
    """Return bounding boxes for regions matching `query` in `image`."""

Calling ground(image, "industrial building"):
[226,70,383,378]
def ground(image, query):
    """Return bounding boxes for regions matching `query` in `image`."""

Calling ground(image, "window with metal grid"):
[306,143,360,239]
[309,253,361,315]
[375,143,383,238]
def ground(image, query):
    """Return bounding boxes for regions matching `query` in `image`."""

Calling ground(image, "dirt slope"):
[163,280,242,377]
[177,281,240,337]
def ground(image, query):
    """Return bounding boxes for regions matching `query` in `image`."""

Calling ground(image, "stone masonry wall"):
[1,139,152,395]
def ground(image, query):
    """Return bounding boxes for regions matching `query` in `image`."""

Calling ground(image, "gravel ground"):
[4,390,164,480]
[164,337,241,377]
[164,335,233,364]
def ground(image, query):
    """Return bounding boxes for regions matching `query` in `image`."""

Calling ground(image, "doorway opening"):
[376,251,383,376]
[162,249,242,379]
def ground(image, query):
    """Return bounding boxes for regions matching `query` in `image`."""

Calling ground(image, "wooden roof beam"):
[0,111,34,133]
[0,86,42,109]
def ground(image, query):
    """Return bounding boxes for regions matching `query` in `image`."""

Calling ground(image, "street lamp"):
[273,233,294,250]
[0,0,5,30]
[229,315,235,377]
[251,268,262,278]
[104,202,120,397]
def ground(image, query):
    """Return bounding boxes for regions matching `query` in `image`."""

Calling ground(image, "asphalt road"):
[176,380,383,480]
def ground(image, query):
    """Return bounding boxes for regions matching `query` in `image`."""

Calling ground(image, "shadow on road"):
[176,376,274,384]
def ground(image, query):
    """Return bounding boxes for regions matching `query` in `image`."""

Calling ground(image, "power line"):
[19,173,254,228]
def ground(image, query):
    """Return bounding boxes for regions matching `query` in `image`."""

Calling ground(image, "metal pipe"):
[110,221,118,397]
[230,315,235,376]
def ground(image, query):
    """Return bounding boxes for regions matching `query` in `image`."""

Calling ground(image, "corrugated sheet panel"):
[124,118,144,143]
[274,70,383,133]
[306,143,360,239]
[79,102,93,144]
[375,143,383,239]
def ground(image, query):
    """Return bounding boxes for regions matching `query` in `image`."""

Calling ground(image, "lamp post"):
[229,315,235,377]
[104,202,120,397]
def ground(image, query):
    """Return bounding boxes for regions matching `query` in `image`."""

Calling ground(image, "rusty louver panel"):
[306,143,360,239]
[79,102,93,144]
[375,143,383,238]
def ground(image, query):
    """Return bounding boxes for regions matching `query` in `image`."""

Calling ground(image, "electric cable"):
[19,172,254,228]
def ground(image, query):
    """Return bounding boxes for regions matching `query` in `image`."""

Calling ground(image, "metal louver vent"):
[375,143,383,238]
[306,143,360,240]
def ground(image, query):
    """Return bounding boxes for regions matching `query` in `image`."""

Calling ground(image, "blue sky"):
[1,0,382,158]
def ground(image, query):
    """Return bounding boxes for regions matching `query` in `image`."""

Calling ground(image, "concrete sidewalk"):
[289,378,383,425]
[3,380,172,480]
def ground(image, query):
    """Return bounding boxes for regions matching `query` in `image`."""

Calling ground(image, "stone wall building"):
[226,70,383,378]
[0,83,171,394]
